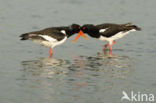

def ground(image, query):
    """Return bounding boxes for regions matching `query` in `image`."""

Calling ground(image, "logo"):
[121,91,155,102]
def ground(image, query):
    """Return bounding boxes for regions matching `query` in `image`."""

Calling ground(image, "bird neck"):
[65,29,75,38]
[87,28,100,38]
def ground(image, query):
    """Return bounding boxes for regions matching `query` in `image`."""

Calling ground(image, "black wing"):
[39,28,66,41]
[96,23,141,37]
[96,22,133,29]
[20,28,65,41]
[99,27,123,37]
[96,23,120,29]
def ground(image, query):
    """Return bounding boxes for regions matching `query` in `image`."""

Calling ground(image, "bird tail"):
[122,22,133,26]
[127,25,141,31]
[122,22,141,31]
[20,33,30,40]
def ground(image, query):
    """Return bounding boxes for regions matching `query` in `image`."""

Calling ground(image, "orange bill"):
[73,30,88,43]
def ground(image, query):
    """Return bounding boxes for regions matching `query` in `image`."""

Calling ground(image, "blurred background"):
[0,0,156,103]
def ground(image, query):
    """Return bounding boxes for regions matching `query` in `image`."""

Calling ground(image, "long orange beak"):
[73,30,88,42]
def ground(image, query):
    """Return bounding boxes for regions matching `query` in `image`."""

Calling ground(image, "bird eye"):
[78,26,81,29]
[83,27,85,30]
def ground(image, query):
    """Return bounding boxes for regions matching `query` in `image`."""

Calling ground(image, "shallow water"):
[0,0,156,103]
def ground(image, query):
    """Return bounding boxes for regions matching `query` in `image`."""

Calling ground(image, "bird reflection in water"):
[20,52,134,100]
[21,57,70,78]
[72,54,88,88]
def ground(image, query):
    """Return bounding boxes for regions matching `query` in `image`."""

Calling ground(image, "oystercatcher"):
[20,24,80,58]
[81,23,141,56]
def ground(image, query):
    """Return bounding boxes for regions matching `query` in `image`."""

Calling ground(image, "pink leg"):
[109,45,113,56]
[103,41,116,50]
[103,43,109,50]
[49,48,53,58]
[113,40,116,45]
[109,40,116,56]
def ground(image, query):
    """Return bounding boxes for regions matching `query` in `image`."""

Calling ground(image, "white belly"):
[32,36,67,48]
[41,36,67,48]
[99,29,136,44]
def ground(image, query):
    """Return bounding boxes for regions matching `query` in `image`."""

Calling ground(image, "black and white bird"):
[81,23,141,56]
[20,24,81,58]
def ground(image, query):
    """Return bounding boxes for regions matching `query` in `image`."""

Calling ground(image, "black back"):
[20,24,80,41]
[81,23,141,38]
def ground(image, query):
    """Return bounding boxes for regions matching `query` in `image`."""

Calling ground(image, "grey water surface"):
[0,0,156,103]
